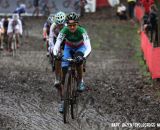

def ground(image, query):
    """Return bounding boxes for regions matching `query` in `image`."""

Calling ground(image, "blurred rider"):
[48,11,66,85]
[53,12,91,113]
[43,15,54,56]
[7,13,23,52]
[14,4,26,15]
[1,15,10,50]
[0,20,3,50]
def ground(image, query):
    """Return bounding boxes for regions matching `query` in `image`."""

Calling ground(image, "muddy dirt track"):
[1,8,160,130]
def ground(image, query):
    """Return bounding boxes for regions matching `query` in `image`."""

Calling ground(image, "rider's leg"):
[46,40,49,56]
[8,33,13,51]
[57,66,68,113]
[15,32,20,48]
[58,45,71,112]
[57,46,71,97]
[75,49,86,92]
[54,59,62,86]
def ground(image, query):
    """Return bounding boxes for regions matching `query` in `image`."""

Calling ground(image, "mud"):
[0,8,160,130]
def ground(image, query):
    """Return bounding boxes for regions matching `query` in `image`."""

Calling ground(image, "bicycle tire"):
[70,74,78,119]
[63,72,71,123]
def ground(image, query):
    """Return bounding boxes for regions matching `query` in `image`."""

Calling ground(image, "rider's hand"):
[76,55,84,64]
[54,53,62,60]
[48,46,53,53]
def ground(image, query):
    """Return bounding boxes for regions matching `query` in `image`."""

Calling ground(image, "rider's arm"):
[53,32,65,55]
[49,23,56,48]
[43,23,47,39]
[83,32,91,58]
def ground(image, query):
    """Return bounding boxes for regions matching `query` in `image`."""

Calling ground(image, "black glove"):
[76,55,84,64]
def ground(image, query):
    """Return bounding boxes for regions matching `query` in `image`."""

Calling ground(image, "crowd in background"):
[116,0,158,46]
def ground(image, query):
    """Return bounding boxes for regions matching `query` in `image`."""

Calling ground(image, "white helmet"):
[55,11,66,24]
[47,14,55,24]
[20,4,26,9]
[12,13,19,20]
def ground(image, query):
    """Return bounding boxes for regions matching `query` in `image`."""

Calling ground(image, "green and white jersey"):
[53,25,91,58]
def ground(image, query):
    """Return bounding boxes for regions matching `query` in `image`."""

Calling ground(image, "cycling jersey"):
[14,7,26,15]
[43,22,51,39]
[7,19,23,35]
[54,25,91,58]
[49,22,65,48]
[0,21,3,33]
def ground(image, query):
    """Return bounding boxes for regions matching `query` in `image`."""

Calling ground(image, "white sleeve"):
[7,20,12,34]
[53,32,65,55]
[18,19,23,35]
[49,23,55,48]
[83,33,91,58]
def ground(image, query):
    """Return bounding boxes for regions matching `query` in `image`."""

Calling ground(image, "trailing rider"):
[7,13,23,52]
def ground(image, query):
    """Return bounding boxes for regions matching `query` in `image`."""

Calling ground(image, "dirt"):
[0,7,160,130]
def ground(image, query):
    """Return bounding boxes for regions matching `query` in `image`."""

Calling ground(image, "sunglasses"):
[68,23,77,27]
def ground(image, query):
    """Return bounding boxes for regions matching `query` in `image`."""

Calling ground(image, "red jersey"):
[140,0,154,14]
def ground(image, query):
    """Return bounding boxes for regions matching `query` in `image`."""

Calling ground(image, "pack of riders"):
[0,11,92,114]
[44,11,92,113]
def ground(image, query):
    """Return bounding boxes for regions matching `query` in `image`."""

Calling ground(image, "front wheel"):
[70,75,79,119]
[63,73,71,123]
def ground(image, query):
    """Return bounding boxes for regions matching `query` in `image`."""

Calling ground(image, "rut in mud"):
[0,8,160,130]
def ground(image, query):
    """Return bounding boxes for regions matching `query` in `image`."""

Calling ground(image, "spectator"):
[33,0,39,17]
[116,3,127,20]
[139,0,154,15]
[127,0,136,20]
[80,0,87,17]
[143,4,158,46]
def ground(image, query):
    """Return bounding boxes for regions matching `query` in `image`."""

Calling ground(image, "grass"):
[132,24,152,81]
[83,17,153,81]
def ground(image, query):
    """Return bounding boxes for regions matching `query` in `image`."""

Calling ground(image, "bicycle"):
[61,57,80,123]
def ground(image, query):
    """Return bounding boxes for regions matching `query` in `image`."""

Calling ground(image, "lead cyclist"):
[53,12,91,113]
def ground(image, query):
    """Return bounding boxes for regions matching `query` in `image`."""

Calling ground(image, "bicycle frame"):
[62,58,79,123]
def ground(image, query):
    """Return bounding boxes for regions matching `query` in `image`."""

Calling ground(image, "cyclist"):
[0,20,3,50]
[13,4,26,15]
[1,15,10,50]
[48,11,66,85]
[7,13,23,52]
[53,12,91,112]
[43,15,54,56]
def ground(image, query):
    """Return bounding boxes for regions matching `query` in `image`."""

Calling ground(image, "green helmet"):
[66,12,79,23]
